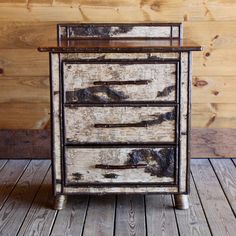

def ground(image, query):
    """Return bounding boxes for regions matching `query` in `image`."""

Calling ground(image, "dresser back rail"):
[57,23,183,43]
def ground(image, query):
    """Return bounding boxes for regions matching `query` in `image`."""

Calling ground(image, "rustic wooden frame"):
[59,58,181,189]
[57,22,183,42]
[37,22,202,201]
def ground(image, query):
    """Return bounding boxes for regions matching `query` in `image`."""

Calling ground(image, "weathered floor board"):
[0,160,30,209]
[0,160,8,171]
[0,159,235,236]
[51,195,89,236]
[83,195,116,236]
[0,160,50,236]
[191,159,236,236]
[17,169,57,236]
[174,175,211,236]
[146,194,179,236]
[210,159,236,216]
[115,195,146,236]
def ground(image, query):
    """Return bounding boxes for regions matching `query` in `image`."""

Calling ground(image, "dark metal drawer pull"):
[93,80,151,86]
[94,122,148,128]
[95,164,147,169]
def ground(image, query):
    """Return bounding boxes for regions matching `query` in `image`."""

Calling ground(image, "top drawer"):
[62,60,178,104]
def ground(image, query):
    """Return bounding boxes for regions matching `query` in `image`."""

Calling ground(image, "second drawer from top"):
[64,106,176,144]
[62,60,178,104]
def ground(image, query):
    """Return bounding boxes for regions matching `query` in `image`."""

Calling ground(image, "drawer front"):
[64,106,176,144]
[64,147,176,186]
[63,60,177,103]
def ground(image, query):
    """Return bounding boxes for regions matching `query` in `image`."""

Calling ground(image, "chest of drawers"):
[38,23,201,210]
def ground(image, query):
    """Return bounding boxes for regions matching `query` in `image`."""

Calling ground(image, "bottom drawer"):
[64,147,176,186]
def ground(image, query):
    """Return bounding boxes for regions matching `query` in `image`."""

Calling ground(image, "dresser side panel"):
[51,53,62,192]
[179,52,189,192]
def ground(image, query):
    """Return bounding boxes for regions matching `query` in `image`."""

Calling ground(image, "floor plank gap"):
[171,196,181,236]
[112,195,117,236]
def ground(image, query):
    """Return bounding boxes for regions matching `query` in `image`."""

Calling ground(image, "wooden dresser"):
[38,23,201,210]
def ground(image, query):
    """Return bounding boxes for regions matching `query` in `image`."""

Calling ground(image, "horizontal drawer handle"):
[95,164,147,169]
[93,80,151,86]
[94,122,149,128]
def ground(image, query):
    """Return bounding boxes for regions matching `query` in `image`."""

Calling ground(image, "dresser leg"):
[174,194,189,210]
[53,195,67,210]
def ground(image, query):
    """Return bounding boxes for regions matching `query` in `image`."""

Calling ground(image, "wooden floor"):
[0,159,235,236]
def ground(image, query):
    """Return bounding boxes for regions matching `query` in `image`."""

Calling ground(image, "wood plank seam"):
[48,209,59,235]
[190,169,214,236]
[80,195,91,236]
[112,195,117,236]
[209,159,236,218]
[46,207,58,236]
[143,195,148,236]
[15,163,52,236]
[17,167,58,235]
[0,160,31,212]
[232,159,236,168]
[171,196,181,236]
[0,160,8,172]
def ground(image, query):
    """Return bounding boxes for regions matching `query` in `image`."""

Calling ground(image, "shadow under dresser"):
[38,23,202,210]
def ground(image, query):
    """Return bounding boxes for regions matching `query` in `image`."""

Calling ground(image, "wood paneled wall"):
[0,0,236,157]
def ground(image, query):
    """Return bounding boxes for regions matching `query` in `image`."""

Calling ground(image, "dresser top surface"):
[38,38,202,53]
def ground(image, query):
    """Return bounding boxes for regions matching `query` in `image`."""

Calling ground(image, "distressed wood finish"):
[210,159,236,214]
[179,52,189,192]
[191,159,236,236]
[3,1,236,156]
[51,195,89,235]
[65,147,175,185]
[174,176,211,236]
[63,62,177,103]
[0,159,236,234]
[17,170,57,236]
[83,195,115,236]
[146,194,179,236]
[62,186,178,194]
[115,195,146,236]
[38,23,201,208]
[64,106,175,143]
[58,23,181,40]
[0,160,50,236]
[0,160,29,208]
